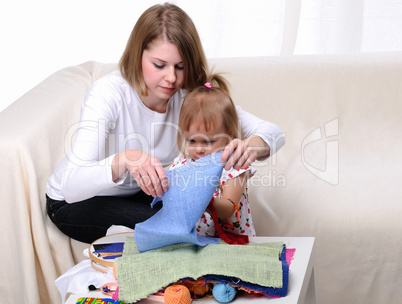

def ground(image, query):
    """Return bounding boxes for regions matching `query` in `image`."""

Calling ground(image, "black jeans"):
[46,191,161,244]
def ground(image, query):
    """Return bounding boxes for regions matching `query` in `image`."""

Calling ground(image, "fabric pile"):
[114,152,290,302]
[115,237,290,303]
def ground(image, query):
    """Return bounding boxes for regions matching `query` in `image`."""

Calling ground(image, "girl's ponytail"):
[204,71,230,94]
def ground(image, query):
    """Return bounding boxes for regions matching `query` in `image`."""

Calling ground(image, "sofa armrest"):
[0,61,116,304]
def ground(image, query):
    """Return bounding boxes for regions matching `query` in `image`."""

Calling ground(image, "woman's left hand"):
[221,136,270,171]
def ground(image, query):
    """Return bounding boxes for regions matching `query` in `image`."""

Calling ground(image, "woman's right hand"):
[112,150,168,198]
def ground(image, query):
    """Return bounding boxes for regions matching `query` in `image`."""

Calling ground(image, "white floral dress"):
[169,155,256,238]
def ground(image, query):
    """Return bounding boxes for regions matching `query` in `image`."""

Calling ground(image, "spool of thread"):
[212,283,237,303]
[164,285,192,304]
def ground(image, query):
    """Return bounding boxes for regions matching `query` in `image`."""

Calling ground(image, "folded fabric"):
[203,241,289,298]
[134,152,225,253]
[115,237,285,303]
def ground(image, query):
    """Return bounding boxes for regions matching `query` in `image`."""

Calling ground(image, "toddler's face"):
[184,120,230,160]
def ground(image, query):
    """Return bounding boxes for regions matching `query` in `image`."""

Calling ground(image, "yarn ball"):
[164,285,192,304]
[181,278,211,298]
[212,283,237,303]
[189,281,210,297]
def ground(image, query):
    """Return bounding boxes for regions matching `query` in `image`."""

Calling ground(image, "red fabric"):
[207,201,249,245]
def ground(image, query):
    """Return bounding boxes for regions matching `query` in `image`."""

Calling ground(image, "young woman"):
[46,3,284,243]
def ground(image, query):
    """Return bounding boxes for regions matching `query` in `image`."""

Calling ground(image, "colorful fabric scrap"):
[75,298,120,304]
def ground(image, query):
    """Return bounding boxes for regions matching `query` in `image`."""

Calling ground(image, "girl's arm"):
[209,173,247,219]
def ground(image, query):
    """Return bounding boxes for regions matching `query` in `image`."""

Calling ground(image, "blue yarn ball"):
[212,283,237,303]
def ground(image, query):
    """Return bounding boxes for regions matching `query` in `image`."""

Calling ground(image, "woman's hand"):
[221,136,270,171]
[112,150,168,198]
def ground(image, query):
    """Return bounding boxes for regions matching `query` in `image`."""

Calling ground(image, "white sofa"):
[1,52,401,304]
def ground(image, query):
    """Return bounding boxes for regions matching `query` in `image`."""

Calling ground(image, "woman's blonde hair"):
[177,73,243,154]
[119,3,208,96]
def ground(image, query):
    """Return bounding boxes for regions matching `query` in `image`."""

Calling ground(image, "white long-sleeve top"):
[46,70,285,203]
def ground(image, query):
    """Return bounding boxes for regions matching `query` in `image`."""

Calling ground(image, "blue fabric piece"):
[93,242,124,259]
[203,244,289,297]
[134,152,225,253]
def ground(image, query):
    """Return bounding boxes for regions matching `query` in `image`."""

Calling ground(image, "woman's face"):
[141,38,185,111]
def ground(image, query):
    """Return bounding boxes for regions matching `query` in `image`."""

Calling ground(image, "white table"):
[65,237,316,304]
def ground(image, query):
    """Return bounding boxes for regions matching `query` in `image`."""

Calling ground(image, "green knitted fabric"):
[115,237,284,303]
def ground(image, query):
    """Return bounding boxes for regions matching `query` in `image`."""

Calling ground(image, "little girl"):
[170,73,256,238]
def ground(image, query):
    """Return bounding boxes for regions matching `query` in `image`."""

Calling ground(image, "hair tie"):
[204,82,212,88]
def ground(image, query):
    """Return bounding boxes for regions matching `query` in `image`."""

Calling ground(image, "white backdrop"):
[1,0,402,113]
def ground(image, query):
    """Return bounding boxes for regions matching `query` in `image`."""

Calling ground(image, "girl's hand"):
[221,136,270,171]
[112,150,168,198]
